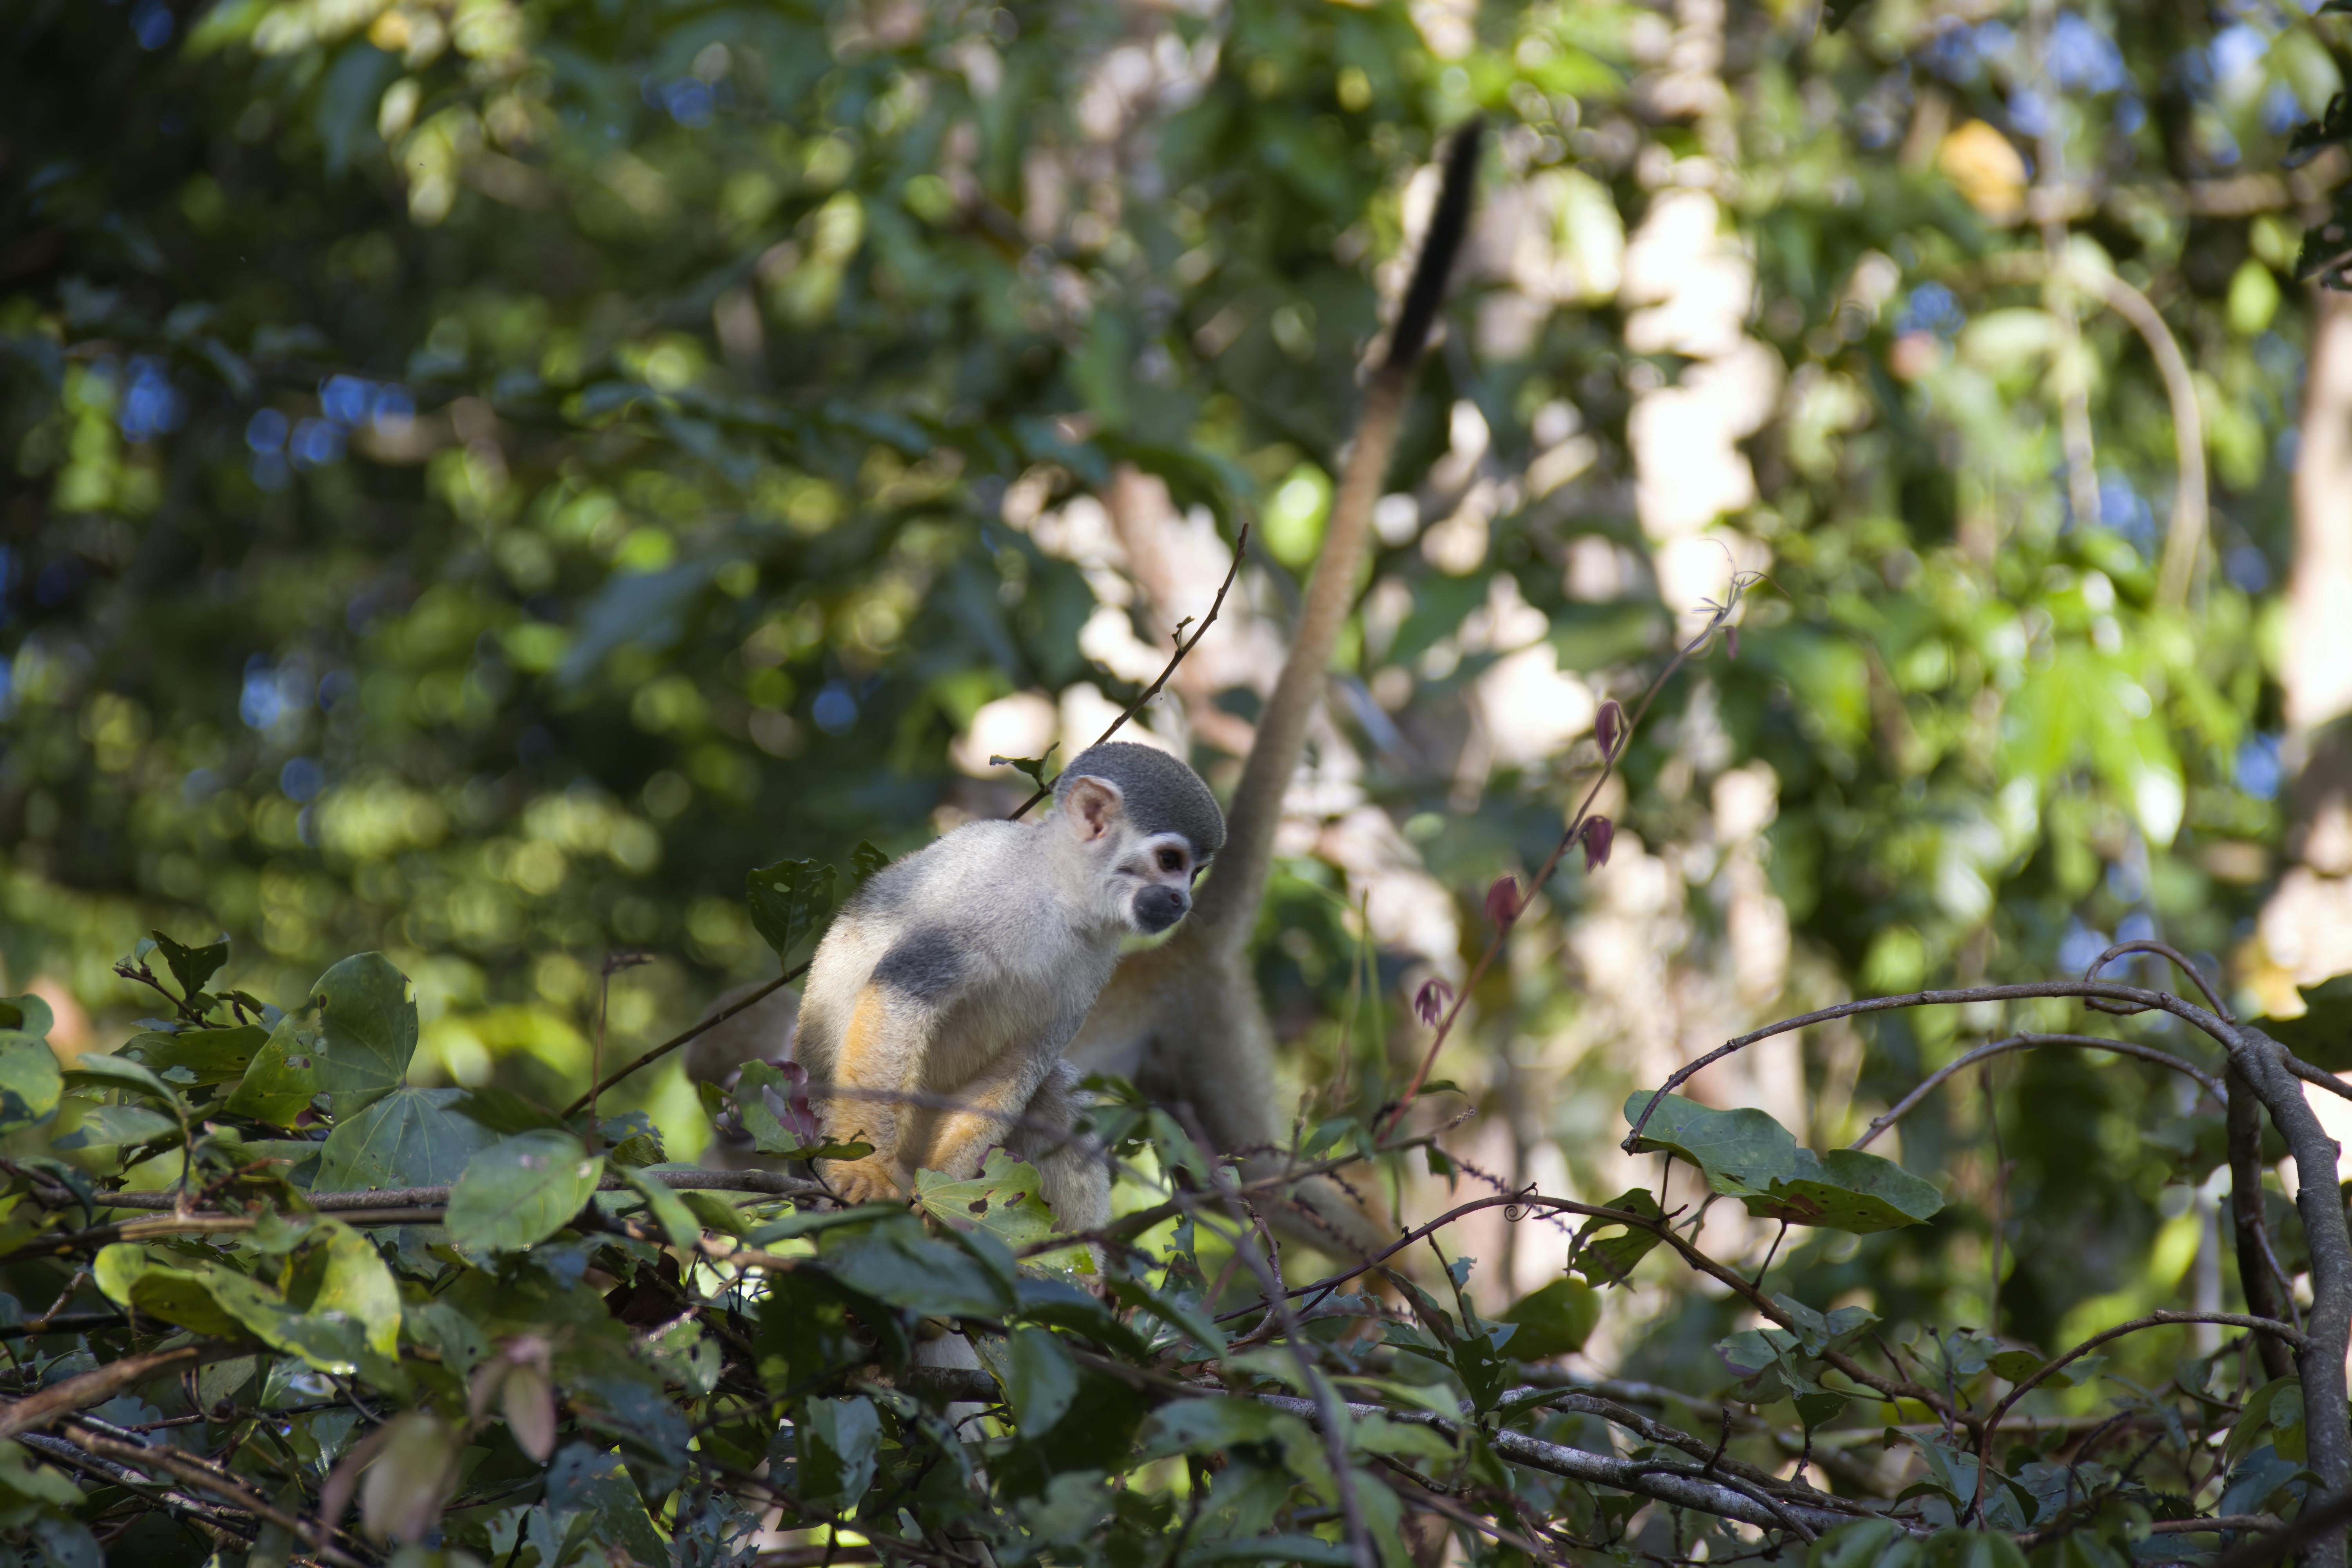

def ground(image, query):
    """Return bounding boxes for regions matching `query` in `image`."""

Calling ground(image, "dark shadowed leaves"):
[745,858,838,961]
[1497,1277,1600,1360]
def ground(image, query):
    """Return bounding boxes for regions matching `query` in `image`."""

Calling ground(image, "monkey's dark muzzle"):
[1134,886,1188,934]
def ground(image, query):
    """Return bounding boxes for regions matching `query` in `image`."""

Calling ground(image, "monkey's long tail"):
[1189,117,1485,951]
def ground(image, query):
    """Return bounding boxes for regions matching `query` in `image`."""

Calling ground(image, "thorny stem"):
[1386,577,1756,1136]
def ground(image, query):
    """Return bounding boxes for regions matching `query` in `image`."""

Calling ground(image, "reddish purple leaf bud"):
[1581,815,1615,872]
[1726,624,1740,661]
[1485,875,1522,930]
[1414,978,1454,1026]
[1595,699,1625,759]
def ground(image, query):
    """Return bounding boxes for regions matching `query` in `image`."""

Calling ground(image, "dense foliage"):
[5,0,2352,1563]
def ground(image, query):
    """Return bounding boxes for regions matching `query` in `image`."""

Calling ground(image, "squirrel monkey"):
[793,741,1225,1225]
[1065,122,1485,1258]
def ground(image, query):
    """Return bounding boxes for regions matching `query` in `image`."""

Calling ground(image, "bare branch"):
[1852,1033,2223,1149]
[1626,978,2244,1153]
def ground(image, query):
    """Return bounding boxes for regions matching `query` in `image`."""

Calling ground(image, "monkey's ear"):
[1063,775,1123,841]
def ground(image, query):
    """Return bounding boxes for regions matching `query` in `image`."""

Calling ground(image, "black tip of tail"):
[1381,117,1484,374]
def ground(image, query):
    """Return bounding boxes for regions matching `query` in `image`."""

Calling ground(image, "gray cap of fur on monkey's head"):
[1054,741,1226,860]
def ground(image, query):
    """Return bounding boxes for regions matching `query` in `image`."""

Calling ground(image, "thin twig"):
[1006,518,1253,821]
[1852,1032,2223,1149]
[1387,577,1755,1135]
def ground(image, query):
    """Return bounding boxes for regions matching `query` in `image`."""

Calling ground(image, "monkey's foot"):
[826,1156,910,1206]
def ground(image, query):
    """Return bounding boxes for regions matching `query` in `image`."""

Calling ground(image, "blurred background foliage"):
[5,0,2352,1418]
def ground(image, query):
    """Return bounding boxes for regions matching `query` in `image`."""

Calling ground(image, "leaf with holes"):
[915,1149,1060,1250]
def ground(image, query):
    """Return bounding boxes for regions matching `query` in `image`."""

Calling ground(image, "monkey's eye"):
[1156,847,1184,874]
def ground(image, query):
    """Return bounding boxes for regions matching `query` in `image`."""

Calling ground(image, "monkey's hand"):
[825,1155,911,1207]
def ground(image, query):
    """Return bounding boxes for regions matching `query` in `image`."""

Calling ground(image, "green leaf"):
[446,1130,603,1253]
[314,1087,500,1192]
[0,1034,64,1133]
[1622,1091,1800,1194]
[1002,1325,1080,1434]
[92,1244,249,1339]
[1770,1294,1880,1357]
[53,1103,181,1151]
[619,1167,704,1254]
[2225,1376,2303,1468]
[915,1149,1062,1251]
[64,1055,185,1116]
[304,953,418,1117]
[123,1024,265,1085]
[149,930,229,1002]
[798,1396,881,1512]
[222,1008,322,1129]
[678,1189,748,1236]
[0,1439,86,1510]
[1496,1278,1599,1361]
[850,839,888,884]
[308,1217,404,1363]
[987,745,1058,791]
[1571,1188,1667,1288]
[1626,1093,1942,1232]
[745,858,837,961]
[823,1217,1017,1318]
[1744,1148,1945,1232]
[0,996,55,1039]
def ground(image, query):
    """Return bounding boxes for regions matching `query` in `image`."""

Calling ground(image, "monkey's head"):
[1052,741,1225,936]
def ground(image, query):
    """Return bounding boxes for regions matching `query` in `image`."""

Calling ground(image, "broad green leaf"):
[1571,1188,1667,1288]
[850,840,888,884]
[1622,1091,1800,1194]
[2225,1376,2304,1468]
[1002,1325,1079,1434]
[678,1190,748,1236]
[745,857,837,961]
[822,1218,1016,1318]
[1496,1278,1599,1361]
[149,930,229,1002]
[223,1007,322,1128]
[445,1130,603,1253]
[313,1087,499,1192]
[798,1396,880,1512]
[305,954,418,1116]
[92,1245,249,1340]
[1744,1148,1945,1232]
[0,1440,85,1510]
[64,1055,185,1116]
[619,1167,704,1254]
[1772,1294,1880,1357]
[123,1024,265,1085]
[0,1034,63,1133]
[0,997,55,1039]
[915,1149,1061,1250]
[1627,1094,1941,1232]
[53,1103,180,1151]
[309,1218,403,1362]
[544,1444,668,1566]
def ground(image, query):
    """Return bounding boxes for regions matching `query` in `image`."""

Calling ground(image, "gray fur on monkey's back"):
[797,818,1126,1130]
